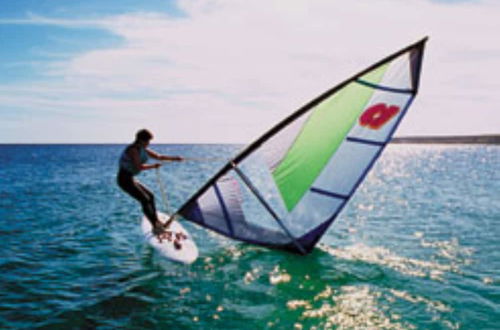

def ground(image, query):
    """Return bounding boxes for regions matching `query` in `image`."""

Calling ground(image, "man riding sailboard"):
[117,129,185,248]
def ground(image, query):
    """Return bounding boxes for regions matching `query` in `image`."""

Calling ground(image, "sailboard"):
[175,37,428,254]
[142,212,198,264]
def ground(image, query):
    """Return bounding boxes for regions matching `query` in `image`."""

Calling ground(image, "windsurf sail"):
[175,37,427,254]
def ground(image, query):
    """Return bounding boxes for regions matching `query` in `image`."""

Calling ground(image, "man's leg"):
[118,175,160,228]
[135,182,160,227]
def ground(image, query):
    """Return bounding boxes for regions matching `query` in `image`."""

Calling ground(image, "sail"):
[177,38,427,254]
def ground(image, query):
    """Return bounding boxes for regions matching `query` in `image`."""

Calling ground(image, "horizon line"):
[2,133,499,145]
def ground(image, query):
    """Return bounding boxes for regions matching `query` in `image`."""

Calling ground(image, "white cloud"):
[1,0,499,142]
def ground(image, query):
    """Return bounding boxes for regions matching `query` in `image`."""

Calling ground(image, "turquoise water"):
[0,144,498,329]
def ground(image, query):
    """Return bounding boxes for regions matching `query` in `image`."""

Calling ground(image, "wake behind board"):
[141,212,198,264]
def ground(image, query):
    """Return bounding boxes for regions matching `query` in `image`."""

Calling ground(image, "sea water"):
[0,144,498,329]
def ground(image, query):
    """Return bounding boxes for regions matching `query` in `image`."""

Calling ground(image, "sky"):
[0,0,499,143]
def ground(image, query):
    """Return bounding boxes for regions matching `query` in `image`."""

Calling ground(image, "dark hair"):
[135,129,153,142]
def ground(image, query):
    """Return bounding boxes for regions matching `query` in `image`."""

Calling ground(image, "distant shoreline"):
[391,135,500,144]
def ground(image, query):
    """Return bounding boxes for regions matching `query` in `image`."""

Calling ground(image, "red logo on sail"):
[359,103,400,130]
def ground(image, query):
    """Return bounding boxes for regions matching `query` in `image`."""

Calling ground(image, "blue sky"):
[1,0,499,143]
[0,0,181,84]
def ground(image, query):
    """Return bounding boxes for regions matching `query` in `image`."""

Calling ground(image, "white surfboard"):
[141,212,198,264]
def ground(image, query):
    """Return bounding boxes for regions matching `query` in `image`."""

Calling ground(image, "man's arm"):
[146,148,183,161]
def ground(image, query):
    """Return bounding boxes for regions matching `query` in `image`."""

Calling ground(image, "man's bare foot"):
[162,231,173,241]
[175,232,186,241]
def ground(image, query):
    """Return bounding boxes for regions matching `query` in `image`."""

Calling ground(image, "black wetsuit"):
[117,143,159,226]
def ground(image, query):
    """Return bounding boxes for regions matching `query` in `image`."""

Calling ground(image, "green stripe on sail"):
[273,64,389,211]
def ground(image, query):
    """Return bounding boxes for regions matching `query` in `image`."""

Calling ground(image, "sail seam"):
[213,183,234,236]
[355,79,413,94]
[346,137,385,147]
[310,187,349,200]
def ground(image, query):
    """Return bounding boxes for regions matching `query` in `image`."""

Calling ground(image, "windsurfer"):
[117,129,183,242]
